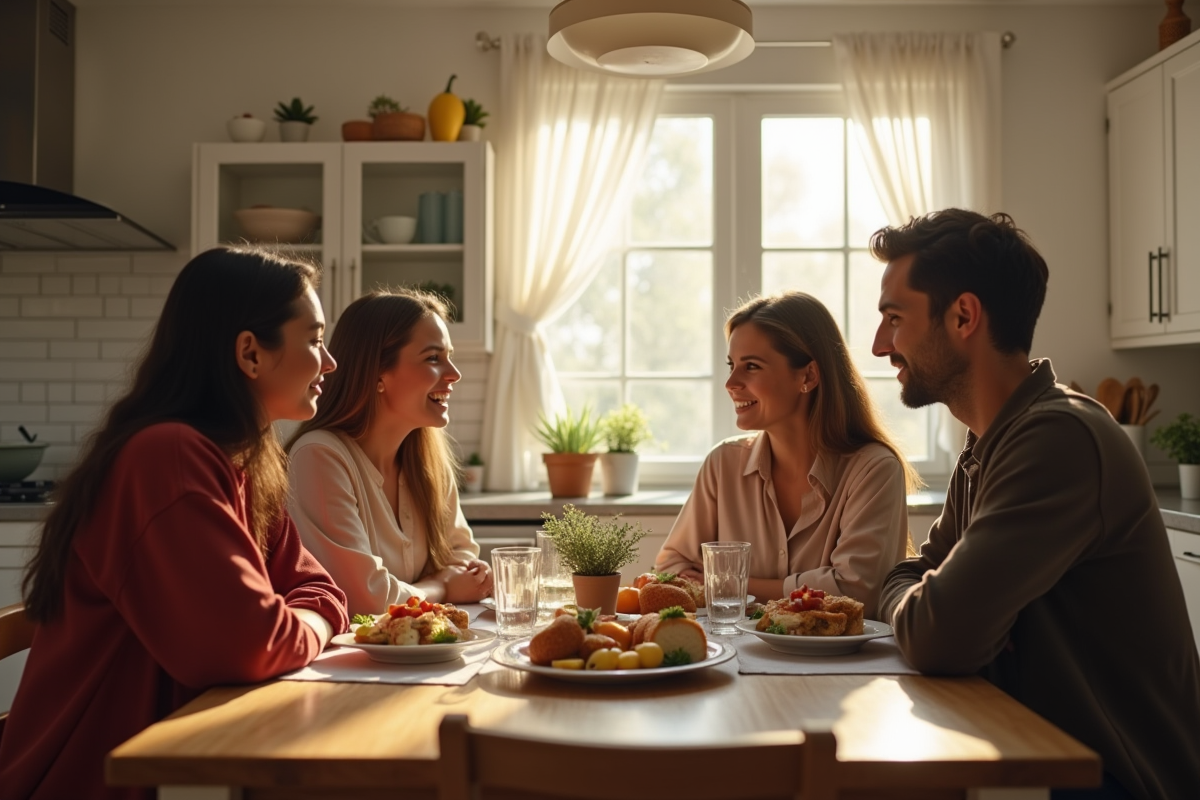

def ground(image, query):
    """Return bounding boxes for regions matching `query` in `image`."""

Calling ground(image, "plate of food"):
[490,606,734,683]
[735,585,892,656]
[332,599,497,664]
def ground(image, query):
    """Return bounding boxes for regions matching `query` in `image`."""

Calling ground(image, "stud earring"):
[801,385,808,393]
[377,382,385,393]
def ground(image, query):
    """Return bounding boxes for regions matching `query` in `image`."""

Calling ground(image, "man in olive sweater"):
[870,209,1200,800]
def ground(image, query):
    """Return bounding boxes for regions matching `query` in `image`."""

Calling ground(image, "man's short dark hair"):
[869,209,1049,354]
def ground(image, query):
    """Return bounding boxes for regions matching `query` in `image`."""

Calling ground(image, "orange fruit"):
[616,586,641,614]
[593,620,632,651]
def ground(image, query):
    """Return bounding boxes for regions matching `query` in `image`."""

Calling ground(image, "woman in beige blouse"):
[655,292,917,618]
[287,289,491,615]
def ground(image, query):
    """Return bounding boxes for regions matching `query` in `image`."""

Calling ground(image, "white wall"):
[3,2,1198,483]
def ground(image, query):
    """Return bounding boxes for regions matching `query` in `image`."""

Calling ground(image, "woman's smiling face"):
[725,321,809,433]
[378,314,461,429]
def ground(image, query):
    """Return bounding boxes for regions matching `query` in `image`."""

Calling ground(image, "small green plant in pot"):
[598,403,653,496]
[541,504,647,614]
[1150,412,1200,499]
[459,99,489,141]
[533,405,603,498]
[461,451,485,494]
[274,97,317,142]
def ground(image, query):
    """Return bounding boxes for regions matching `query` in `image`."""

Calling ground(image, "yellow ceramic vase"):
[428,74,465,142]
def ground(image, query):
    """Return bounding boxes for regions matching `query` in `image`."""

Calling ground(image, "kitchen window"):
[546,92,946,484]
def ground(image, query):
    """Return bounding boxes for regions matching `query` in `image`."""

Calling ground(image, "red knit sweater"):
[0,423,349,800]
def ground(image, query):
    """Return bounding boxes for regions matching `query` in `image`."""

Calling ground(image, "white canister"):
[1180,463,1200,500]
[1120,424,1146,461]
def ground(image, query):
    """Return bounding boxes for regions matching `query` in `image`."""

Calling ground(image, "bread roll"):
[639,583,697,614]
[527,615,585,665]
[645,613,707,664]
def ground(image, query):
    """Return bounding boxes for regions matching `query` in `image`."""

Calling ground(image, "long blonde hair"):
[725,291,921,493]
[288,289,458,574]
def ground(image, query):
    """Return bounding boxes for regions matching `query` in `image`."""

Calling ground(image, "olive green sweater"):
[881,360,1200,799]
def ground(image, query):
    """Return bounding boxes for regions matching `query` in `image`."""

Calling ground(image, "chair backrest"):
[0,603,35,741]
[437,713,840,800]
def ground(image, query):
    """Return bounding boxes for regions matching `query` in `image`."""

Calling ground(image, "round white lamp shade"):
[548,0,754,78]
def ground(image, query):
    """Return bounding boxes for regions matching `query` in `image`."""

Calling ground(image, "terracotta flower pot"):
[341,120,373,141]
[542,453,598,498]
[572,573,622,615]
[372,112,425,141]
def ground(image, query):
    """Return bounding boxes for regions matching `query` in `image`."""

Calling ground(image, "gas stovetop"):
[0,481,55,503]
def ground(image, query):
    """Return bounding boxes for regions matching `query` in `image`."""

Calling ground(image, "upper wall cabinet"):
[1108,29,1200,348]
[193,142,494,352]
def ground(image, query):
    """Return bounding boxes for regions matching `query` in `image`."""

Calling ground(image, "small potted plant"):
[462,452,485,494]
[540,504,647,614]
[458,98,489,142]
[598,403,653,496]
[369,94,425,141]
[533,405,603,498]
[1151,412,1200,499]
[274,97,317,142]
[227,113,266,142]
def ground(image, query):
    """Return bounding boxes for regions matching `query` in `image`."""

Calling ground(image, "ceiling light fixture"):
[547,0,754,78]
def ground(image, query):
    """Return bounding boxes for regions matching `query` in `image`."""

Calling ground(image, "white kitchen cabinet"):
[1167,527,1200,660]
[193,142,493,352]
[1107,29,1200,347]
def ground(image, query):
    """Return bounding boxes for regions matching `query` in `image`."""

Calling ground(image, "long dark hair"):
[725,291,921,492]
[23,247,318,623]
[287,288,459,575]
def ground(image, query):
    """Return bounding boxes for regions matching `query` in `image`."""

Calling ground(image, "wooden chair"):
[437,713,841,800]
[0,603,35,741]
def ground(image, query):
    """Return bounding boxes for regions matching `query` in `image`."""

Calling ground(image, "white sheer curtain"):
[481,34,664,490]
[832,32,1002,454]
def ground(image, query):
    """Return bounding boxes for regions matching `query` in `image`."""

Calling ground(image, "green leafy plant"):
[1150,412,1200,464]
[274,97,317,124]
[599,403,653,453]
[540,504,647,576]
[350,613,374,626]
[463,98,489,128]
[467,451,484,467]
[367,94,406,118]
[533,405,603,454]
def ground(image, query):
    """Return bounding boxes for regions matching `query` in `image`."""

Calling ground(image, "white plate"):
[331,628,497,664]
[491,638,735,683]
[695,595,755,617]
[734,618,893,656]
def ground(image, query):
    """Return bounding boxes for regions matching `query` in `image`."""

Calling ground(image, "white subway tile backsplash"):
[148,277,175,295]
[21,297,104,318]
[0,405,47,423]
[104,297,130,318]
[0,423,70,443]
[40,276,71,295]
[77,319,155,339]
[73,384,105,404]
[0,299,16,316]
[0,255,55,274]
[20,384,45,404]
[119,277,150,295]
[0,276,40,294]
[3,343,48,359]
[56,256,131,275]
[48,404,103,424]
[74,361,132,382]
[98,276,122,294]
[50,342,99,360]
[0,321,73,339]
[0,362,73,381]
[100,340,144,360]
[130,297,164,318]
[0,385,17,403]
[132,254,186,274]
[47,383,72,403]
[72,276,97,295]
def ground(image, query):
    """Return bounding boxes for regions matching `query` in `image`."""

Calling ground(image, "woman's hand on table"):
[680,568,705,584]
[442,559,493,603]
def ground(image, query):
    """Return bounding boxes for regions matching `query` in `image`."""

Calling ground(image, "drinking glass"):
[536,531,575,623]
[701,541,751,635]
[490,547,542,638]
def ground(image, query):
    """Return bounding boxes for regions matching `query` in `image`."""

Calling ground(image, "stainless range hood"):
[0,0,173,252]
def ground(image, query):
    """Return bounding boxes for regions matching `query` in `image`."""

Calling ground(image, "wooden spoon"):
[1139,383,1160,425]
[1122,385,1141,426]
[1095,377,1126,421]
[1068,380,1085,394]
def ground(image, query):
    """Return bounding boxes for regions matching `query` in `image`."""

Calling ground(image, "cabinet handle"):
[1158,247,1170,321]
[1178,551,1200,565]
[1149,250,1158,322]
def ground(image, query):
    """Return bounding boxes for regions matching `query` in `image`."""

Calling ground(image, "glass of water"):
[490,547,542,638]
[536,530,575,623]
[701,541,751,635]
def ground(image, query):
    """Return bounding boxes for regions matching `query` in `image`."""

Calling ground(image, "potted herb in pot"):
[540,504,647,614]
[598,403,653,496]
[458,98,489,142]
[274,97,317,142]
[1150,412,1200,499]
[533,405,603,498]
[368,94,425,141]
[462,452,485,494]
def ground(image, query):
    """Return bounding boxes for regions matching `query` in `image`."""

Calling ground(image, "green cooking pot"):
[0,442,50,483]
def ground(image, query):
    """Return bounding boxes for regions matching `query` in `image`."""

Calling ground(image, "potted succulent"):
[368,94,425,141]
[1150,412,1200,499]
[227,113,266,143]
[458,98,489,142]
[462,452,485,494]
[533,405,603,498]
[274,97,317,142]
[598,403,653,496]
[540,504,647,614]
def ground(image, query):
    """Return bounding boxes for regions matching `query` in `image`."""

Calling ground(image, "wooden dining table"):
[106,643,1100,800]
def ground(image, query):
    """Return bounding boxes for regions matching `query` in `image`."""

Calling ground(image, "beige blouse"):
[655,433,909,619]
[287,429,480,615]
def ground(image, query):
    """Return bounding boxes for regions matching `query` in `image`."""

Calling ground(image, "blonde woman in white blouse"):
[287,289,491,615]
[655,292,918,619]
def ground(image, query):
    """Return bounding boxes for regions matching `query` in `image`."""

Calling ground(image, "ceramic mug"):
[369,215,416,244]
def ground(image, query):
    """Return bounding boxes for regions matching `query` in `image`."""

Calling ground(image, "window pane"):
[545,253,621,374]
[560,379,621,421]
[630,117,713,245]
[847,133,890,247]
[864,378,929,461]
[627,250,712,374]
[629,380,713,457]
[847,251,886,375]
[761,251,845,331]
[762,117,844,248]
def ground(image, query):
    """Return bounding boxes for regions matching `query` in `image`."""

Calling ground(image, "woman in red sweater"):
[0,248,348,800]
